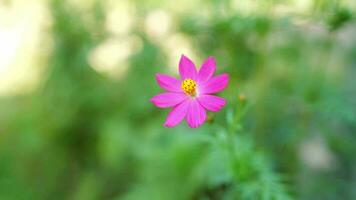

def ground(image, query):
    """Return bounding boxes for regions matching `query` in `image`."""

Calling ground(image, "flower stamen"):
[182,79,197,96]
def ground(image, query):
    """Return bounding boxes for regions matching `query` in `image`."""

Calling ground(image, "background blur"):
[0,0,355,199]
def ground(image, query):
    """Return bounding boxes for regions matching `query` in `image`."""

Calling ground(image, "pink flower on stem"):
[151,55,229,128]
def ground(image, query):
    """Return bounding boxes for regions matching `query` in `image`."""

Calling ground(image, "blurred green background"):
[0,0,355,199]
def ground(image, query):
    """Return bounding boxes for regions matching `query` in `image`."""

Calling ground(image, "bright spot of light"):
[162,33,199,74]
[145,10,172,40]
[68,0,96,11]
[0,25,22,73]
[0,1,50,96]
[299,136,336,171]
[105,1,135,35]
[230,0,258,15]
[88,35,142,80]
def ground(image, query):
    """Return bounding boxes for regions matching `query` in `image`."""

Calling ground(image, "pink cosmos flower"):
[150,55,229,128]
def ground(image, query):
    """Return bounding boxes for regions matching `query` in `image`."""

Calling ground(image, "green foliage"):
[0,0,355,199]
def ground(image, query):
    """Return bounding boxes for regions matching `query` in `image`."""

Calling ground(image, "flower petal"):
[179,55,197,80]
[164,100,190,127]
[197,95,226,112]
[198,56,216,83]
[199,73,229,94]
[186,100,206,128]
[150,93,188,108]
[156,73,182,92]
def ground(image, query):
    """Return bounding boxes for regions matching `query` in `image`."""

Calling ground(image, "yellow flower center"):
[182,79,197,96]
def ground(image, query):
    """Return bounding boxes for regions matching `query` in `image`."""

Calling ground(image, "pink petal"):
[156,73,182,92]
[199,73,229,94]
[179,55,197,80]
[164,100,190,127]
[198,56,216,83]
[186,100,207,128]
[197,95,226,112]
[150,93,188,108]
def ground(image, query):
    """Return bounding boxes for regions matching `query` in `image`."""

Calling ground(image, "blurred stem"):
[228,95,249,134]
[224,95,250,180]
